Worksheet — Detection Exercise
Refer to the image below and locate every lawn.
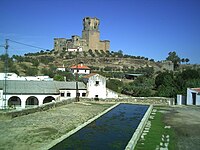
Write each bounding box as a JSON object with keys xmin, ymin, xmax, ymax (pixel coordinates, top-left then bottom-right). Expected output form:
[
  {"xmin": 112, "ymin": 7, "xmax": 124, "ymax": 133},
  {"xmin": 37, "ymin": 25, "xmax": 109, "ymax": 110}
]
[{"xmin": 135, "ymin": 107, "xmax": 177, "ymax": 150}]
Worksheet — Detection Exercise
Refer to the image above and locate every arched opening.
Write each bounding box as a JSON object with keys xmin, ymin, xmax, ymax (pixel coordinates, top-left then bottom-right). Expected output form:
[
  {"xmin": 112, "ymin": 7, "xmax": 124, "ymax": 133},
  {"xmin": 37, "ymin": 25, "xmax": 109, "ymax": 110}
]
[
  {"xmin": 8, "ymin": 96, "xmax": 21, "ymax": 108},
  {"xmin": 26, "ymin": 96, "xmax": 39, "ymax": 107},
  {"xmin": 43, "ymin": 96, "xmax": 55, "ymax": 104}
]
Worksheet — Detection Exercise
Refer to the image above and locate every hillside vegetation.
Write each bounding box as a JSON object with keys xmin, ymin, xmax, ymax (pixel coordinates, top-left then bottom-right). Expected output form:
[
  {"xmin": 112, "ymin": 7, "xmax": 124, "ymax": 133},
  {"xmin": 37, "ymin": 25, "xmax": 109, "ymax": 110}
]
[{"xmin": 0, "ymin": 49, "xmax": 200, "ymax": 98}]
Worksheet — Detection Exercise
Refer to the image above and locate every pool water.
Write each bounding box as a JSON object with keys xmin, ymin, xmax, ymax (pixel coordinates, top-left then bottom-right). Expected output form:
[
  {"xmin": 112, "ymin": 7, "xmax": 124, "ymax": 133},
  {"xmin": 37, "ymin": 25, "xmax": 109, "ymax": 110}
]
[{"xmin": 50, "ymin": 104, "xmax": 148, "ymax": 150}]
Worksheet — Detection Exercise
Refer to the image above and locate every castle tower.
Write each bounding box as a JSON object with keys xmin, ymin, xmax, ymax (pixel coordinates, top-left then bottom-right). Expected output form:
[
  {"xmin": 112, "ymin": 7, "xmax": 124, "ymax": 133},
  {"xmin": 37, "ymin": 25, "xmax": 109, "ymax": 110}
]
[{"xmin": 82, "ymin": 17, "xmax": 100, "ymax": 51}]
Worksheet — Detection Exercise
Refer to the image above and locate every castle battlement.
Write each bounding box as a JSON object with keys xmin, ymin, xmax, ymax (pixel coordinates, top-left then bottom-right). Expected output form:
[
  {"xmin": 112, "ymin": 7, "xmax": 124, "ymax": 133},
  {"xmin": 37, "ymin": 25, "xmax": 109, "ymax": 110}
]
[{"xmin": 54, "ymin": 17, "xmax": 110, "ymax": 52}]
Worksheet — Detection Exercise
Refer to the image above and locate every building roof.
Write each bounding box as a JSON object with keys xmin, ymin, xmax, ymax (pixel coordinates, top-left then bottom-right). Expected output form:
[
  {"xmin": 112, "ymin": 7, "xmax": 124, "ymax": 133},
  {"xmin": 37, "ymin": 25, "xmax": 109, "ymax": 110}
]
[
  {"xmin": 191, "ymin": 88, "xmax": 200, "ymax": 93},
  {"xmin": 82, "ymin": 73, "xmax": 97, "ymax": 79},
  {"xmin": 70, "ymin": 64, "xmax": 90, "ymax": 70},
  {"xmin": 125, "ymin": 73, "xmax": 143, "ymax": 76},
  {"xmin": 0, "ymin": 80, "xmax": 86, "ymax": 94}
]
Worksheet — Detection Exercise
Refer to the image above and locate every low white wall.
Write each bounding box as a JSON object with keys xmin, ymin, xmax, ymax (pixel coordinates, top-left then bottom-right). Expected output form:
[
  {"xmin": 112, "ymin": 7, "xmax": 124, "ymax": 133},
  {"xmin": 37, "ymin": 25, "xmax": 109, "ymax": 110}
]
[{"xmin": 125, "ymin": 105, "xmax": 153, "ymax": 150}]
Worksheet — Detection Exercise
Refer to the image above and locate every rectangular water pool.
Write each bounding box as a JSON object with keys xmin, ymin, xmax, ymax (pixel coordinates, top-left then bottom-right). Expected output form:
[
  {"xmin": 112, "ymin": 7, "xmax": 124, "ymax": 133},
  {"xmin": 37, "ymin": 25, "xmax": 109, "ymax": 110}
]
[{"xmin": 50, "ymin": 103, "xmax": 149, "ymax": 150}]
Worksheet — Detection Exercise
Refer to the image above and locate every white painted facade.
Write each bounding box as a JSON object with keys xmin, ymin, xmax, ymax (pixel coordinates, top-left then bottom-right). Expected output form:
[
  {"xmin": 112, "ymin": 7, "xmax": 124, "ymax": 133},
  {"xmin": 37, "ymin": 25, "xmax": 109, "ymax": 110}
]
[
  {"xmin": 176, "ymin": 94, "xmax": 186, "ymax": 105},
  {"xmin": 0, "ymin": 73, "xmax": 53, "ymax": 81},
  {"xmin": 0, "ymin": 89, "xmax": 87, "ymax": 109},
  {"xmin": 187, "ymin": 88, "xmax": 200, "ymax": 105},
  {"xmin": 106, "ymin": 88, "xmax": 119, "ymax": 98},
  {"xmin": 70, "ymin": 63, "xmax": 91, "ymax": 75},
  {"xmin": 59, "ymin": 89, "xmax": 87, "ymax": 101},
  {"xmin": 83, "ymin": 73, "xmax": 119, "ymax": 99},
  {"xmin": 0, "ymin": 73, "xmax": 118, "ymax": 110},
  {"xmin": 72, "ymin": 69, "xmax": 91, "ymax": 75},
  {"xmin": 85, "ymin": 74, "xmax": 107, "ymax": 99},
  {"xmin": 57, "ymin": 64, "xmax": 66, "ymax": 72}
]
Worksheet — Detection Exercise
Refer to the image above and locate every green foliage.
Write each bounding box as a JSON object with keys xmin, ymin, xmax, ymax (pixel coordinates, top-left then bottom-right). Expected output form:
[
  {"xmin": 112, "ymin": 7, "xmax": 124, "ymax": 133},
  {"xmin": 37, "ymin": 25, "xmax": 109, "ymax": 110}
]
[
  {"xmin": 166, "ymin": 51, "xmax": 181, "ymax": 69},
  {"xmin": 32, "ymin": 59, "xmax": 40, "ymax": 67},
  {"xmin": 38, "ymin": 56, "xmax": 55, "ymax": 65},
  {"xmin": 135, "ymin": 66, "xmax": 154, "ymax": 78},
  {"xmin": 25, "ymin": 67, "xmax": 38, "ymax": 76},
  {"xmin": 104, "ymin": 66, "xmax": 113, "ymax": 71},
  {"xmin": 155, "ymin": 69, "xmax": 200, "ymax": 97},
  {"xmin": 122, "ymin": 76, "xmax": 154, "ymax": 97},
  {"xmin": 155, "ymin": 71, "xmax": 173, "ymax": 88},
  {"xmin": 88, "ymin": 49, "xmax": 95, "ymax": 57},
  {"xmin": 41, "ymin": 68, "xmax": 54, "ymax": 78},
  {"xmin": 106, "ymin": 79, "xmax": 123, "ymax": 93},
  {"xmin": 12, "ymin": 55, "xmax": 24, "ymax": 63},
  {"xmin": 83, "ymin": 51, "xmax": 87, "ymax": 57},
  {"xmin": 53, "ymin": 74, "xmax": 64, "ymax": 81}
]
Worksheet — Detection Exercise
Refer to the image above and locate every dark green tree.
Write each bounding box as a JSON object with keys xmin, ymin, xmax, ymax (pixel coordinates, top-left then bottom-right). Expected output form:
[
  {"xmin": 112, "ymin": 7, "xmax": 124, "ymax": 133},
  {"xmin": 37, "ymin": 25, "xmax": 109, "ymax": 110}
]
[{"xmin": 166, "ymin": 51, "xmax": 181, "ymax": 69}]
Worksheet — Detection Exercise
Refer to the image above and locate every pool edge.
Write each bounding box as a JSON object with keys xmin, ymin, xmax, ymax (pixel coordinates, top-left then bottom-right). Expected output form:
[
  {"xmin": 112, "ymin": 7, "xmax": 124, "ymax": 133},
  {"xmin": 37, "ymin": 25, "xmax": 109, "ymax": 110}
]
[{"xmin": 125, "ymin": 104, "xmax": 153, "ymax": 150}]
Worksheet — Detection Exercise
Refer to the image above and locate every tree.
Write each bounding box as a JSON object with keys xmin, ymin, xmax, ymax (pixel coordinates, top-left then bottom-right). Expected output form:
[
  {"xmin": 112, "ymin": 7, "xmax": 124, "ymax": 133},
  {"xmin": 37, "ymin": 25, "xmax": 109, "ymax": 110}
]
[
  {"xmin": 185, "ymin": 58, "xmax": 190, "ymax": 64},
  {"xmin": 155, "ymin": 71, "xmax": 174, "ymax": 88},
  {"xmin": 166, "ymin": 51, "xmax": 181, "ymax": 69},
  {"xmin": 54, "ymin": 75, "xmax": 64, "ymax": 81},
  {"xmin": 181, "ymin": 58, "xmax": 185, "ymax": 64},
  {"xmin": 106, "ymin": 79, "xmax": 123, "ymax": 93},
  {"xmin": 25, "ymin": 67, "xmax": 38, "ymax": 76}
]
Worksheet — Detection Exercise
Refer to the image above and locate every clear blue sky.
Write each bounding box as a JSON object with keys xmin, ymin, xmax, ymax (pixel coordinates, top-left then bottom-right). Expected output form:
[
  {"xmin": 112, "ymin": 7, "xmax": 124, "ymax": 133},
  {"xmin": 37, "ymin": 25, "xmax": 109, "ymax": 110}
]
[{"xmin": 0, "ymin": 0, "xmax": 200, "ymax": 64}]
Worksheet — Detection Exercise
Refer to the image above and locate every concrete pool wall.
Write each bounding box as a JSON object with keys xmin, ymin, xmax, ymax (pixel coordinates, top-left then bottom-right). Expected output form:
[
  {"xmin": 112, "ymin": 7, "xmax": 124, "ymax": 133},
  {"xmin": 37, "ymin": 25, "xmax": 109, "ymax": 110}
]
[{"xmin": 125, "ymin": 105, "xmax": 153, "ymax": 150}]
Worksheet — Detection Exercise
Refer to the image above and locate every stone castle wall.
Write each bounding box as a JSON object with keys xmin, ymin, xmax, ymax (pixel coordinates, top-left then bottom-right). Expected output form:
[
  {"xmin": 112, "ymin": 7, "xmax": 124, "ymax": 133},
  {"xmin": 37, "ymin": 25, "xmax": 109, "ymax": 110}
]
[{"xmin": 54, "ymin": 17, "xmax": 110, "ymax": 52}]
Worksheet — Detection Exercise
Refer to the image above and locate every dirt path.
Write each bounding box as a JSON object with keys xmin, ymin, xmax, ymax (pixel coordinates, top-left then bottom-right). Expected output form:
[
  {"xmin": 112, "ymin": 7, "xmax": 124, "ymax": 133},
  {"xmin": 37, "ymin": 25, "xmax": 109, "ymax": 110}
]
[
  {"xmin": 0, "ymin": 102, "xmax": 114, "ymax": 150},
  {"xmin": 164, "ymin": 106, "xmax": 200, "ymax": 150}
]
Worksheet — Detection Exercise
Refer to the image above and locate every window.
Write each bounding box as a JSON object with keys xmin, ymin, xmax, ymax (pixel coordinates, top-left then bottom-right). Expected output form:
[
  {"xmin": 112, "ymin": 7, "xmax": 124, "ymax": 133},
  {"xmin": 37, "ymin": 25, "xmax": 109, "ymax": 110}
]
[
  {"xmin": 82, "ymin": 93, "xmax": 86, "ymax": 97},
  {"xmin": 94, "ymin": 95, "xmax": 99, "ymax": 100},
  {"xmin": 67, "ymin": 93, "xmax": 71, "ymax": 97},
  {"xmin": 95, "ymin": 81, "xmax": 99, "ymax": 85},
  {"xmin": 60, "ymin": 92, "xmax": 65, "ymax": 97}
]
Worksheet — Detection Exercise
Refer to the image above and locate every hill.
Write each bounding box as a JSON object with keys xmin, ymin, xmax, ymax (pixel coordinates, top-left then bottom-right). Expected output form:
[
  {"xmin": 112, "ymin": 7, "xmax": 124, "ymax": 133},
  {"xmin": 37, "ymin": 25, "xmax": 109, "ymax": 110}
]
[{"xmin": 4, "ymin": 49, "xmax": 174, "ymax": 76}]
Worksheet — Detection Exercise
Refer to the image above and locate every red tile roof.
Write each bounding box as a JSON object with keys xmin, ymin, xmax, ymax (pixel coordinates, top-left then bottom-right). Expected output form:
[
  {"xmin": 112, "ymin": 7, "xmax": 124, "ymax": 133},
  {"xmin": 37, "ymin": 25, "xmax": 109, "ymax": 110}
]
[
  {"xmin": 191, "ymin": 88, "xmax": 200, "ymax": 93},
  {"xmin": 83, "ymin": 73, "xmax": 97, "ymax": 78},
  {"xmin": 70, "ymin": 64, "xmax": 91, "ymax": 70}
]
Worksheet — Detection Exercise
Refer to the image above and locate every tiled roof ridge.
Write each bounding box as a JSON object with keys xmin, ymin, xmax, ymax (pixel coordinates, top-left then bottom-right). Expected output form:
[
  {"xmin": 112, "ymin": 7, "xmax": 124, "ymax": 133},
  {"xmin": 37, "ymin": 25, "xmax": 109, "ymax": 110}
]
[{"xmin": 70, "ymin": 64, "xmax": 90, "ymax": 69}]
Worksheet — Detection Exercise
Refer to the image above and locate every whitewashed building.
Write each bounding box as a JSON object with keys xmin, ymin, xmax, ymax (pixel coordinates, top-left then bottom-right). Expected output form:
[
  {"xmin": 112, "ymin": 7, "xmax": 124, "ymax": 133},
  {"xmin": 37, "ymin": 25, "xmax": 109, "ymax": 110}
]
[
  {"xmin": 187, "ymin": 88, "xmax": 200, "ymax": 105},
  {"xmin": 70, "ymin": 63, "xmax": 91, "ymax": 75},
  {"xmin": 0, "ymin": 73, "xmax": 53, "ymax": 81},
  {"xmin": 83, "ymin": 73, "xmax": 118, "ymax": 99},
  {"xmin": 0, "ymin": 80, "xmax": 86, "ymax": 109},
  {"xmin": 0, "ymin": 73, "xmax": 119, "ymax": 109}
]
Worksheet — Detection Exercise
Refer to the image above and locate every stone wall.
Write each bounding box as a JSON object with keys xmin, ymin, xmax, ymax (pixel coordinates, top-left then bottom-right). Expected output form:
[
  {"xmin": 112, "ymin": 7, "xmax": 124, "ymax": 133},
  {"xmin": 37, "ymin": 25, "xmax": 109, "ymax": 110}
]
[{"xmin": 80, "ymin": 97, "xmax": 174, "ymax": 105}]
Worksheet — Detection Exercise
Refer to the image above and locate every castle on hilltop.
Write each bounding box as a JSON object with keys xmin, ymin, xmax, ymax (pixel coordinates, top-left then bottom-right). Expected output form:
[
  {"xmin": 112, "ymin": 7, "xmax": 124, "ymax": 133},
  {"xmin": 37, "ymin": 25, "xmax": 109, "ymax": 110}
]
[{"xmin": 54, "ymin": 17, "xmax": 110, "ymax": 52}]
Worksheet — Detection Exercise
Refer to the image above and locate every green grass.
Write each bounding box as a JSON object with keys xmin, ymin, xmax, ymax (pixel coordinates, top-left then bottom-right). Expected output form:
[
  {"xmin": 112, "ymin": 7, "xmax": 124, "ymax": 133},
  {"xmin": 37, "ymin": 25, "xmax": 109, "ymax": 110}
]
[{"xmin": 135, "ymin": 108, "xmax": 177, "ymax": 150}]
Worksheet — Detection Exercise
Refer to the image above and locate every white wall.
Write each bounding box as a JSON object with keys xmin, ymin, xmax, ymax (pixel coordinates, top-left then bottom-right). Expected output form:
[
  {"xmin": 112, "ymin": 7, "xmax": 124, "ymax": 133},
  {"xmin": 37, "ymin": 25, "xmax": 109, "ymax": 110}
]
[
  {"xmin": 0, "ymin": 94, "xmax": 60, "ymax": 109},
  {"xmin": 86, "ymin": 74, "xmax": 107, "ymax": 99},
  {"xmin": 187, "ymin": 88, "xmax": 200, "ymax": 105},
  {"xmin": 0, "ymin": 73, "xmax": 53, "ymax": 81},
  {"xmin": 106, "ymin": 88, "xmax": 118, "ymax": 98},
  {"xmin": 59, "ymin": 89, "xmax": 87, "ymax": 100},
  {"xmin": 72, "ymin": 69, "xmax": 90, "ymax": 74}
]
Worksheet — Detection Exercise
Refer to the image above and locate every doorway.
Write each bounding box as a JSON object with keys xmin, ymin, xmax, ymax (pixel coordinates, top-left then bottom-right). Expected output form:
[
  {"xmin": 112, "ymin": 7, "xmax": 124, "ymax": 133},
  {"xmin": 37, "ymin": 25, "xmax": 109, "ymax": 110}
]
[{"xmin": 192, "ymin": 92, "xmax": 196, "ymax": 105}]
